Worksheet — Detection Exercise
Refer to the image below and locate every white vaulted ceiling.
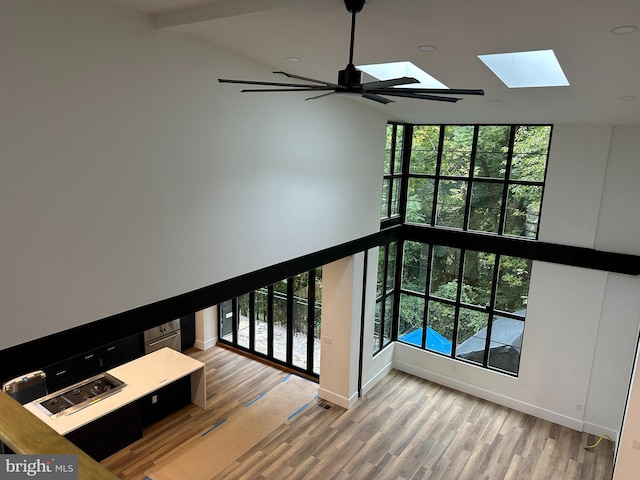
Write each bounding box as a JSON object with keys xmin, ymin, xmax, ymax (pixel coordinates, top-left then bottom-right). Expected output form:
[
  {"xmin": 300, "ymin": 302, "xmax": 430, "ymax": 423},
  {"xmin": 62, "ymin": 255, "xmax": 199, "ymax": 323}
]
[{"xmin": 108, "ymin": 0, "xmax": 640, "ymax": 124}]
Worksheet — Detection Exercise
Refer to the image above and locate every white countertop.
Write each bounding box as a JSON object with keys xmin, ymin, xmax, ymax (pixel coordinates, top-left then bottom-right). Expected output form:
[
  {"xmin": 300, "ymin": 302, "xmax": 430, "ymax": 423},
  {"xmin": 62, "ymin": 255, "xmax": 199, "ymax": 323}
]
[{"xmin": 23, "ymin": 347, "xmax": 205, "ymax": 436}]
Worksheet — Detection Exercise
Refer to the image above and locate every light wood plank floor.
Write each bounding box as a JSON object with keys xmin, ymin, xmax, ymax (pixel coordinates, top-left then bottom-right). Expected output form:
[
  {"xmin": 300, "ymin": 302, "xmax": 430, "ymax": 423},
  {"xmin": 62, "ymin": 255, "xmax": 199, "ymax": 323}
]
[{"xmin": 102, "ymin": 346, "xmax": 614, "ymax": 480}]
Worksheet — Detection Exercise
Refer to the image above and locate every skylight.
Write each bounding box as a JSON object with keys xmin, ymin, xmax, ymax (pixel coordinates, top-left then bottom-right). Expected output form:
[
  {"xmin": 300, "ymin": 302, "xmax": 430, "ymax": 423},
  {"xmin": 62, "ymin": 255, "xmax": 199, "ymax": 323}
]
[
  {"xmin": 357, "ymin": 61, "xmax": 448, "ymax": 89},
  {"xmin": 478, "ymin": 49, "xmax": 569, "ymax": 88}
]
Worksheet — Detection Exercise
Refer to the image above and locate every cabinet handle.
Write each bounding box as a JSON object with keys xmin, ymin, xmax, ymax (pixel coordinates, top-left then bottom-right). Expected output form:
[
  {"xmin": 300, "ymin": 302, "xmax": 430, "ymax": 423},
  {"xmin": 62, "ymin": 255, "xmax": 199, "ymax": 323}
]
[
  {"xmin": 147, "ymin": 332, "xmax": 179, "ymax": 347},
  {"xmin": 56, "ymin": 370, "xmax": 67, "ymax": 376},
  {"xmin": 107, "ymin": 346, "xmax": 116, "ymax": 352},
  {"xmin": 84, "ymin": 354, "xmax": 95, "ymax": 360}
]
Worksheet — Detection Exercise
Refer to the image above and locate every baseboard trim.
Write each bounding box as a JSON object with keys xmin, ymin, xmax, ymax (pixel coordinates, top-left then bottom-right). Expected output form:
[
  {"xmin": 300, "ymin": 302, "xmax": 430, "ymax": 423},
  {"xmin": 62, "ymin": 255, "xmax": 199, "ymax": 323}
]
[
  {"xmin": 318, "ymin": 387, "xmax": 358, "ymax": 409},
  {"xmin": 362, "ymin": 363, "xmax": 393, "ymax": 397},
  {"xmin": 394, "ymin": 359, "xmax": 586, "ymax": 432},
  {"xmin": 194, "ymin": 337, "xmax": 217, "ymax": 351}
]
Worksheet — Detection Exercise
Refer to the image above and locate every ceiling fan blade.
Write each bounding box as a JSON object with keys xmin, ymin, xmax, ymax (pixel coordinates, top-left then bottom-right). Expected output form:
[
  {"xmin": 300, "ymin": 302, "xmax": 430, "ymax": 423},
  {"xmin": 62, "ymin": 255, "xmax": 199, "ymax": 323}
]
[
  {"xmin": 218, "ymin": 79, "xmax": 330, "ymax": 89},
  {"xmin": 240, "ymin": 87, "xmax": 335, "ymax": 93},
  {"xmin": 375, "ymin": 90, "xmax": 461, "ymax": 102},
  {"xmin": 274, "ymin": 71, "xmax": 338, "ymax": 87},
  {"xmin": 361, "ymin": 77, "xmax": 419, "ymax": 90},
  {"xmin": 375, "ymin": 87, "xmax": 485, "ymax": 96},
  {"xmin": 305, "ymin": 92, "xmax": 337, "ymax": 101},
  {"xmin": 362, "ymin": 93, "xmax": 394, "ymax": 104}
]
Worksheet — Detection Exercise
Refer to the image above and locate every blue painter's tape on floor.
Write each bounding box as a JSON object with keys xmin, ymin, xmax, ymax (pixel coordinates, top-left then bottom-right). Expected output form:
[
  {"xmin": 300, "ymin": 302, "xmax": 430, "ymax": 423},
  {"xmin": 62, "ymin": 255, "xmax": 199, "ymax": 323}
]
[
  {"xmin": 201, "ymin": 418, "xmax": 227, "ymax": 437},
  {"xmin": 288, "ymin": 402, "xmax": 310, "ymax": 421},
  {"xmin": 282, "ymin": 374, "xmax": 292, "ymax": 383},
  {"xmin": 244, "ymin": 392, "xmax": 266, "ymax": 407}
]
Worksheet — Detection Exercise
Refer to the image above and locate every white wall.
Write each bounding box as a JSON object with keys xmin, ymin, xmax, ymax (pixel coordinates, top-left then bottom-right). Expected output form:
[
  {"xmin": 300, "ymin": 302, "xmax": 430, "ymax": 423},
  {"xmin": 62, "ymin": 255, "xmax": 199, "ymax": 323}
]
[
  {"xmin": 0, "ymin": 0, "xmax": 387, "ymax": 350},
  {"xmin": 319, "ymin": 255, "xmax": 364, "ymax": 408},
  {"xmin": 391, "ymin": 125, "xmax": 640, "ymax": 439}
]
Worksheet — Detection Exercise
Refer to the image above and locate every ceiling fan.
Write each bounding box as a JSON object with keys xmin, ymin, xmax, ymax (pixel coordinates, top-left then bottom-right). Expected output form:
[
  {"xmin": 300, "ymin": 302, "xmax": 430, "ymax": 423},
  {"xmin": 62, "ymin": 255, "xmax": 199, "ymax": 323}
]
[{"xmin": 218, "ymin": 0, "xmax": 484, "ymax": 104}]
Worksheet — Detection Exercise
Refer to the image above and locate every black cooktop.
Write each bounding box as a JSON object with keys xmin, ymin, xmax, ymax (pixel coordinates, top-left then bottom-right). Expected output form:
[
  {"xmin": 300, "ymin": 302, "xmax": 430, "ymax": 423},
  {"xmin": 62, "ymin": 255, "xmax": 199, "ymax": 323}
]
[{"xmin": 37, "ymin": 373, "xmax": 125, "ymax": 416}]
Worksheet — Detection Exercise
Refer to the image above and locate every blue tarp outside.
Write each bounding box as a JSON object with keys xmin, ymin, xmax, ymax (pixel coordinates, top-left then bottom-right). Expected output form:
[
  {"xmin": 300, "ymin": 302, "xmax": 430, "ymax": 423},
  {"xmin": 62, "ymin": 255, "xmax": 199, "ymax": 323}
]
[{"xmin": 398, "ymin": 327, "xmax": 452, "ymax": 355}]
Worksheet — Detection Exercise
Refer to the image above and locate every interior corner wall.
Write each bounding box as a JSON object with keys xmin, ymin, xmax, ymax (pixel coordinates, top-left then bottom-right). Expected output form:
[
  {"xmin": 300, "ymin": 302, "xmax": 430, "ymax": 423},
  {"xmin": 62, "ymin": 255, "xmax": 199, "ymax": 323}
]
[
  {"xmin": 538, "ymin": 124, "xmax": 611, "ymax": 248},
  {"xmin": 318, "ymin": 255, "xmax": 364, "ymax": 408},
  {"xmin": 393, "ymin": 261, "xmax": 608, "ymax": 432},
  {"xmin": 0, "ymin": 0, "xmax": 388, "ymax": 351},
  {"xmin": 393, "ymin": 124, "xmax": 640, "ymax": 438},
  {"xmin": 595, "ymin": 125, "xmax": 640, "ymax": 256},
  {"xmin": 360, "ymin": 247, "xmax": 394, "ymax": 395},
  {"xmin": 583, "ymin": 273, "xmax": 640, "ymax": 439}
]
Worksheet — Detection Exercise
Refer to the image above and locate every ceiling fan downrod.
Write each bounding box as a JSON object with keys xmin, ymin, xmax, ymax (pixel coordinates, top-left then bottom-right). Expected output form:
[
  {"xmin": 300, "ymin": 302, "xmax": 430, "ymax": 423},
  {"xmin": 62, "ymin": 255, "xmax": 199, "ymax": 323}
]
[{"xmin": 339, "ymin": 0, "xmax": 365, "ymax": 87}]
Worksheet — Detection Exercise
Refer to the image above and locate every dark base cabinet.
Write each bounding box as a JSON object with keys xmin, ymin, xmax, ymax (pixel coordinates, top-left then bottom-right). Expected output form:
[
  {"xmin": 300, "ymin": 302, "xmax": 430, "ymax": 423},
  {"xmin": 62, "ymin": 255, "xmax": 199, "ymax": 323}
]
[
  {"xmin": 43, "ymin": 334, "xmax": 144, "ymax": 393},
  {"xmin": 62, "ymin": 375, "xmax": 191, "ymax": 462},
  {"xmin": 141, "ymin": 375, "xmax": 191, "ymax": 428},
  {"xmin": 65, "ymin": 401, "xmax": 143, "ymax": 462}
]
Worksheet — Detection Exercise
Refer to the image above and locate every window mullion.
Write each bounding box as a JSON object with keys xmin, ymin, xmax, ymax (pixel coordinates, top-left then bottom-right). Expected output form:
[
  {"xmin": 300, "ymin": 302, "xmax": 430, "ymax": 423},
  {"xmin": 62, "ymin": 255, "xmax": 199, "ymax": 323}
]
[
  {"xmin": 462, "ymin": 126, "xmax": 479, "ymax": 231},
  {"xmin": 450, "ymin": 248, "xmax": 466, "ymax": 358},
  {"xmin": 498, "ymin": 126, "xmax": 517, "ymax": 235}
]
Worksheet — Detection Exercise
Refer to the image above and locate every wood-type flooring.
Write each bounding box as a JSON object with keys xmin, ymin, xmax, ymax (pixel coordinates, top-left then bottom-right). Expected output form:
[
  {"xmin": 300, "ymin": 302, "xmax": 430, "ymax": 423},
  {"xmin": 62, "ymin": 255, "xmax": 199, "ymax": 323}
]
[{"xmin": 101, "ymin": 346, "xmax": 614, "ymax": 480}]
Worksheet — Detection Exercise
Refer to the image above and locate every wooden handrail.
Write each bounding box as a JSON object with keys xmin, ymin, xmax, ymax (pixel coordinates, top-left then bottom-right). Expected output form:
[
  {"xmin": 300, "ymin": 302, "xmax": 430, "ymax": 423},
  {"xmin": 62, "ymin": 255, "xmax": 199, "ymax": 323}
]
[{"xmin": 0, "ymin": 391, "xmax": 118, "ymax": 480}]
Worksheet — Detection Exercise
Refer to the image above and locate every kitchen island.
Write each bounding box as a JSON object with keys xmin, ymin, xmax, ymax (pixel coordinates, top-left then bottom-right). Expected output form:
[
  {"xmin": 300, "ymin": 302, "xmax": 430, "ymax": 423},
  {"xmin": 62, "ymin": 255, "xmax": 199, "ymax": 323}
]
[{"xmin": 23, "ymin": 347, "xmax": 206, "ymax": 460}]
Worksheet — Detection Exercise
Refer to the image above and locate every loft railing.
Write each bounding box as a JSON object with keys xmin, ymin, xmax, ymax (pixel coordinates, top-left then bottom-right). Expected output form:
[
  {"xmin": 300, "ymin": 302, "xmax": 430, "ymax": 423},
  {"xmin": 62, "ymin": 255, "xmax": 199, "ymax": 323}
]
[{"xmin": 0, "ymin": 391, "xmax": 118, "ymax": 480}]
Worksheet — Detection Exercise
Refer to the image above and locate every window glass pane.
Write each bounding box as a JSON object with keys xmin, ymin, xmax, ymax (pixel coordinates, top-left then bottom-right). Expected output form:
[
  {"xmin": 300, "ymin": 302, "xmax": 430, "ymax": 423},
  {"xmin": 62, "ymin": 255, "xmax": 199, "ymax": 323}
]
[
  {"xmin": 406, "ymin": 177, "xmax": 434, "ymax": 224},
  {"xmin": 495, "ymin": 256, "xmax": 531, "ymax": 314},
  {"xmin": 429, "ymin": 246, "xmax": 460, "ymax": 301},
  {"xmin": 441, "ymin": 125, "xmax": 473, "ymax": 177},
  {"xmin": 410, "ymin": 125, "xmax": 439, "ymax": 174},
  {"xmin": 455, "ymin": 309, "xmax": 489, "ymax": 364},
  {"xmin": 292, "ymin": 273, "xmax": 308, "ymax": 370},
  {"xmin": 435, "ymin": 180, "xmax": 467, "ymax": 229},
  {"xmin": 488, "ymin": 316, "xmax": 524, "ymax": 375},
  {"xmin": 402, "ymin": 241, "xmax": 429, "ymax": 293},
  {"xmin": 398, "ymin": 293, "xmax": 424, "ymax": 347},
  {"xmin": 380, "ymin": 178, "xmax": 390, "ymax": 218},
  {"xmin": 373, "ymin": 301, "xmax": 382, "ymax": 353},
  {"xmin": 377, "ymin": 245, "xmax": 386, "ymax": 296},
  {"xmin": 383, "ymin": 296, "xmax": 393, "ymax": 348},
  {"xmin": 254, "ymin": 288, "xmax": 268, "ymax": 355},
  {"xmin": 386, "ymin": 242, "xmax": 396, "ymax": 293},
  {"xmin": 394, "ymin": 125, "xmax": 404, "ymax": 174},
  {"xmin": 469, "ymin": 181, "xmax": 503, "ymax": 233},
  {"xmin": 426, "ymin": 301, "xmax": 454, "ymax": 355},
  {"xmin": 474, "ymin": 125, "xmax": 510, "ymax": 179},
  {"xmin": 272, "ymin": 280, "xmax": 288, "ymax": 362},
  {"xmin": 461, "ymin": 250, "xmax": 496, "ymax": 308},
  {"xmin": 504, "ymin": 184, "xmax": 543, "ymax": 238},
  {"xmin": 313, "ymin": 268, "xmax": 322, "ymax": 375},
  {"xmin": 236, "ymin": 294, "xmax": 250, "ymax": 349},
  {"xmin": 391, "ymin": 178, "xmax": 401, "ymax": 216},
  {"xmin": 510, "ymin": 125, "xmax": 551, "ymax": 182},
  {"xmin": 384, "ymin": 124, "xmax": 393, "ymax": 175}
]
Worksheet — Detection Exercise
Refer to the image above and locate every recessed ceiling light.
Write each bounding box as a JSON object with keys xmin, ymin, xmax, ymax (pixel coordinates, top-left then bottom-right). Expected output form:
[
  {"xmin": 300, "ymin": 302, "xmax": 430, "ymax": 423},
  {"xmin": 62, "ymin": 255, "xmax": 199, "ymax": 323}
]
[
  {"xmin": 611, "ymin": 25, "xmax": 638, "ymax": 34},
  {"xmin": 286, "ymin": 57, "xmax": 301, "ymax": 62},
  {"xmin": 619, "ymin": 96, "xmax": 637, "ymax": 101},
  {"xmin": 478, "ymin": 49, "xmax": 569, "ymax": 88},
  {"xmin": 417, "ymin": 45, "xmax": 437, "ymax": 52},
  {"xmin": 357, "ymin": 61, "xmax": 448, "ymax": 88}
]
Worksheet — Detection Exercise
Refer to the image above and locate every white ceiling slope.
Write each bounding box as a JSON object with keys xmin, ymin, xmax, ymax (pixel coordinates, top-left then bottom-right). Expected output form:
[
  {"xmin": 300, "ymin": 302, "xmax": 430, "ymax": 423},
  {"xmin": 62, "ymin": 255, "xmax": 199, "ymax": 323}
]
[{"xmin": 110, "ymin": 0, "xmax": 640, "ymax": 124}]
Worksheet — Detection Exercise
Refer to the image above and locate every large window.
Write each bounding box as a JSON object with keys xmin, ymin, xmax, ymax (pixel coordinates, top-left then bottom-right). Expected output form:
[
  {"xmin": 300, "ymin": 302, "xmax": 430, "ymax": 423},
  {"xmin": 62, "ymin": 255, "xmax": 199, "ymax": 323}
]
[
  {"xmin": 219, "ymin": 268, "xmax": 322, "ymax": 377},
  {"xmin": 373, "ymin": 241, "xmax": 396, "ymax": 355},
  {"xmin": 398, "ymin": 242, "xmax": 530, "ymax": 375},
  {"xmin": 386, "ymin": 124, "xmax": 551, "ymax": 238},
  {"xmin": 381, "ymin": 124, "xmax": 405, "ymax": 220},
  {"xmin": 380, "ymin": 123, "xmax": 551, "ymax": 376}
]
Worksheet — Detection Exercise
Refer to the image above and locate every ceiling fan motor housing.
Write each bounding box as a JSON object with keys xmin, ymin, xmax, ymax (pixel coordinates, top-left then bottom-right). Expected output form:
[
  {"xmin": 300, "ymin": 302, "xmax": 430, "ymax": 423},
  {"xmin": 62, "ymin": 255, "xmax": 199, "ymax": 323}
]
[
  {"xmin": 344, "ymin": 0, "xmax": 365, "ymax": 14},
  {"xmin": 338, "ymin": 64, "xmax": 362, "ymax": 87}
]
